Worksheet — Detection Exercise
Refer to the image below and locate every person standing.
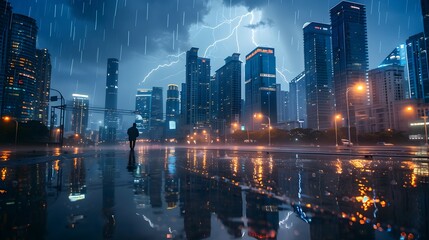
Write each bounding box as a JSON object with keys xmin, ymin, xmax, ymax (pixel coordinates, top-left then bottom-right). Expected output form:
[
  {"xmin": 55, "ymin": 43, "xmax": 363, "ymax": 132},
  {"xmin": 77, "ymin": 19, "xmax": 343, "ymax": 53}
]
[{"xmin": 127, "ymin": 123, "xmax": 139, "ymax": 150}]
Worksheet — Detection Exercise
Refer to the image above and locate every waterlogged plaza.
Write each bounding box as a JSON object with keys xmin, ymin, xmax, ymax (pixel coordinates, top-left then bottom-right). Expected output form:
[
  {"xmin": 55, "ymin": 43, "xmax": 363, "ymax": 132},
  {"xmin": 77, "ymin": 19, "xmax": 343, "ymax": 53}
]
[{"xmin": 0, "ymin": 146, "xmax": 428, "ymax": 240}]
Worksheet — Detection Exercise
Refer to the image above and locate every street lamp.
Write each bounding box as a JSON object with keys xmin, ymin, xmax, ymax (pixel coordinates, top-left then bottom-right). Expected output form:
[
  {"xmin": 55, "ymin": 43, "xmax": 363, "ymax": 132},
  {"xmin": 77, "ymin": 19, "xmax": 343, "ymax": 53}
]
[
  {"xmin": 3, "ymin": 116, "xmax": 18, "ymax": 145},
  {"xmin": 346, "ymin": 84, "xmax": 365, "ymax": 145},
  {"xmin": 50, "ymin": 88, "xmax": 65, "ymax": 147},
  {"xmin": 254, "ymin": 113, "xmax": 271, "ymax": 146},
  {"xmin": 334, "ymin": 114, "xmax": 341, "ymax": 147}
]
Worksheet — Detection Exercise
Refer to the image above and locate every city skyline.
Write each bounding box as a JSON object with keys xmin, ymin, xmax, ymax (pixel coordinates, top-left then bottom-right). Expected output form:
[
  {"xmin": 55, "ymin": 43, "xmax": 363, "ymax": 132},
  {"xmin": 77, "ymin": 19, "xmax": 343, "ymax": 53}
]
[{"xmin": 7, "ymin": 0, "xmax": 423, "ymax": 111}]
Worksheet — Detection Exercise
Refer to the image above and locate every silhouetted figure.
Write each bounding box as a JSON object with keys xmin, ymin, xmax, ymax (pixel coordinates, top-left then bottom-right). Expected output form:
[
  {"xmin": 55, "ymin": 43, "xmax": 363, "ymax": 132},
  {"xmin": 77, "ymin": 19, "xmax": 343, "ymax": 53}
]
[
  {"xmin": 127, "ymin": 150, "xmax": 136, "ymax": 172},
  {"xmin": 127, "ymin": 123, "xmax": 139, "ymax": 150}
]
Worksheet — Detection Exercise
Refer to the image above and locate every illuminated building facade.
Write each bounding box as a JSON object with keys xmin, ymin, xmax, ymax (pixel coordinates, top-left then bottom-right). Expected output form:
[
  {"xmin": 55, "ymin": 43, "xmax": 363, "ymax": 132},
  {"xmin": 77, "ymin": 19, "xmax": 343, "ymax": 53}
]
[
  {"xmin": 245, "ymin": 47, "xmax": 277, "ymax": 128},
  {"xmin": 422, "ymin": 0, "xmax": 429, "ymax": 40},
  {"xmin": 330, "ymin": 1, "xmax": 369, "ymax": 130},
  {"xmin": 135, "ymin": 89, "xmax": 152, "ymax": 134},
  {"xmin": 2, "ymin": 14, "xmax": 38, "ymax": 122},
  {"xmin": 407, "ymin": 33, "xmax": 429, "ymax": 103},
  {"xmin": 166, "ymin": 84, "xmax": 179, "ymax": 139},
  {"xmin": 71, "ymin": 94, "xmax": 89, "ymax": 135},
  {"xmin": 215, "ymin": 53, "xmax": 242, "ymax": 126},
  {"xmin": 185, "ymin": 47, "xmax": 211, "ymax": 130},
  {"xmin": 150, "ymin": 86, "xmax": 163, "ymax": 141},
  {"xmin": 104, "ymin": 58, "xmax": 119, "ymax": 142},
  {"xmin": 34, "ymin": 49, "xmax": 52, "ymax": 126},
  {"xmin": 303, "ymin": 22, "xmax": 333, "ymax": 130},
  {"xmin": 0, "ymin": 0, "xmax": 12, "ymax": 114}
]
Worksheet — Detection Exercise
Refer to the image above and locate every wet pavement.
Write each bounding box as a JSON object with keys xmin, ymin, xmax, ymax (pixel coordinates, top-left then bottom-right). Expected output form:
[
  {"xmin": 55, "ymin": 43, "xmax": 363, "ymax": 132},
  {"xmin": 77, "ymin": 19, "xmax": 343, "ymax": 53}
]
[{"xmin": 0, "ymin": 146, "xmax": 428, "ymax": 239}]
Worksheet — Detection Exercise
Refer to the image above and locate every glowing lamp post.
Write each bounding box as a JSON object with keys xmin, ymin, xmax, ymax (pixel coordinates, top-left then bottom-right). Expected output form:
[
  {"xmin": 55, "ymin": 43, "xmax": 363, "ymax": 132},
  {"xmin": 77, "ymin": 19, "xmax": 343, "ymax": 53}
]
[
  {"xmin": 334, "ymin": 114, "xmax": 341, "ymax": 147},
  {"xmin": 3, "ymin": 116, "xmax": 18, "ymax": 145},
  {"xmin": 346, "ymin": 84, "xmax": 365, "ymax": 145},
  {"xmin": 254, "ymin": 113, "xmax": 271, "ymax": 147}
]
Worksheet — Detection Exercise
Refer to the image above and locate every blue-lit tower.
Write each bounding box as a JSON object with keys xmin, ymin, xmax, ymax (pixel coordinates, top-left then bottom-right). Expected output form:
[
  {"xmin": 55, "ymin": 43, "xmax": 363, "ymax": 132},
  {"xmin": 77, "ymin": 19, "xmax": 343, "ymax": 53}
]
[
  {"xmin": 104, "ymin": 58, "xmax": 119, "ymax": 142},
  {"xmin": 407, "ymin": 33, "xmax": 429, "ymax": 102},
  {"xmin": 330, "ymin": 1, "xmax": 369, "ymax": 129},
  {"xmin": 185, "ymin": 47, "xmax": 211, "ymax": 130},
  {"xmin": 215, "ymin": 53, "xmax": 242, "ymax": 125},
  {"xmin": 303, "ymin": 22, "xmax": 333, "ymax": 130},
  {"xmin": 245, "ymin": 47, "xmax": 277, "ymax": 129}
]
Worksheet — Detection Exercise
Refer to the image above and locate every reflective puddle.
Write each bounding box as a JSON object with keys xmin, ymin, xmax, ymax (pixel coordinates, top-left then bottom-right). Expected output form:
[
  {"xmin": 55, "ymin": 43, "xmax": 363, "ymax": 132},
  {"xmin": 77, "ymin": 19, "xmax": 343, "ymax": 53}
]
[{"xmin": 0, "ymin": 147, "xmax": 428, "ymax": 239}]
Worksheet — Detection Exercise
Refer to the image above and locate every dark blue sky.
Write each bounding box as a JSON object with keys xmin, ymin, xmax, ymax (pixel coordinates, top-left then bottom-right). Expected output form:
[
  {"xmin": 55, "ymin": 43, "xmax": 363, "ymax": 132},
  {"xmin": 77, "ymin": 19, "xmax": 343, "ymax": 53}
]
[{"xmin": 8, "ymin": 0, "xmax": 423, "ymax": 110}]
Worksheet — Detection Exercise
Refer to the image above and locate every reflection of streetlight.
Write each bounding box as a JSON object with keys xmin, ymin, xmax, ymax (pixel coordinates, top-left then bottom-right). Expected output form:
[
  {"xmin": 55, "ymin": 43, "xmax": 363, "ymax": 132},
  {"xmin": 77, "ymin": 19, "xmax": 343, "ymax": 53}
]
[
  {"xmin": 334, "ymin": 114, "xmax": 341, "ymax": 147},
  {"xmin": 3, "ymin": 116, "xmax": 18, "ymax": 145},
  {"xmin": 254, "ymin": 113, "xmax": 271, "ymax": 146},
  {"xmin": 346, "ymin": 84, "xmax": 365, "ymax": 145},
  {"xmin": 407, "ymin": 106, "xmax": 428, "ymax": 146}
]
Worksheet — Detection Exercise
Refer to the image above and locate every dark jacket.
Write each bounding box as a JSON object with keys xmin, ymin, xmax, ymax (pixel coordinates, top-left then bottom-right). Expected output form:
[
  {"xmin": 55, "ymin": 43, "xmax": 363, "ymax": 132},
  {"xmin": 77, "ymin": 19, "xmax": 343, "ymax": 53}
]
[{"xmin": 127, "ymin": 126, "xmax": 139, "ymax": 140}]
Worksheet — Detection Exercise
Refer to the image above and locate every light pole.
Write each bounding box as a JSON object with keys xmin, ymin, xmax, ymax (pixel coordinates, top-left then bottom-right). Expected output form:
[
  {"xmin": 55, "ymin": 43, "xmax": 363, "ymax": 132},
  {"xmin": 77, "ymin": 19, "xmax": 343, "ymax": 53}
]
[
  {"xmin": 334, "ymin": 114, "xmax": 341, "ymax": 147},
  {"xmin": 50, "ymin": 88, "xmax": 65, "ymax": 147},
  {"xmin": 254, "ymin": 113, "xmax": 271, "ymax": 146},
  {"xmin": 3, "ymin": 116, "xmax": 18, "ymax": 145},
  {"xmin": 345, "ymin": 84, "xmax": 364, "ymax": 145}
]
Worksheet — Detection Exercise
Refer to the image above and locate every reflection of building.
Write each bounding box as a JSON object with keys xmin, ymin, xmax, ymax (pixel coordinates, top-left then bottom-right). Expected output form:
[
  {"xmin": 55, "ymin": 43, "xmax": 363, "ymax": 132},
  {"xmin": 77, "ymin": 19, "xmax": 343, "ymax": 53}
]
[
  {"xmin": 104, "ymin": 58, "xmax": 119, "ymax": 142},
  {"xmin": 303, "ymin": 22, "xmax": 333, "ymax": 130},
  {"xmin": 185, "ymin": 47, "xmax": 211, "ymax": 130},
  {"xmin": 2, "ymin": 14, "xmax": 38, "ymax": 121},
  {"xmin": 102, "ymin": 152, "xmax": 116, "ymax": 238},
  {"xmin": 246, "ymin": 191, "xmax": 279, "ymax": 240},
  {"xmin": 330, "ymin": 1, "xmax": 369, "ymax": 129},
  {"xmin": 164, "ymin": 150, "xmax": 179, "ymax": 209},
  {"xmin": 245, "ymin": 47, "xmax": 277, "ymax": 128},
  {"xmin": 34, "ymin": 49, "xmax": 52, "ymax": 126},
  {"xmin": 71, "ymin": 94, "xmax": 89, "ymax": 135},
  {"xmin": 0, "ymin": 164, "xmax": 47, "ymax": 239}
]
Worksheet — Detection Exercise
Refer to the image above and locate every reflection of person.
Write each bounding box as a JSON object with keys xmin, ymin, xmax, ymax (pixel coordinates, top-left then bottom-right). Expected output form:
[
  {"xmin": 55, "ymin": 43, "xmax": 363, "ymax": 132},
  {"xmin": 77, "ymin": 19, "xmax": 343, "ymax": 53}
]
[
  {"xmin": 127, "ymin": 150, "xmax": 136, "ymax": 172},
  {"xmin": 127, "ymin": 123, "xmax": 139, "ymax": 150}
]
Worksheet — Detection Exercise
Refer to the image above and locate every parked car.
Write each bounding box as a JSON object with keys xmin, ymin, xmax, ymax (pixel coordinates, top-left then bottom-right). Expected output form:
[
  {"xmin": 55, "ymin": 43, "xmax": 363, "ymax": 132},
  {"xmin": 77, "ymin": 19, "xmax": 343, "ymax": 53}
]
[{"xmin": 341, "ymin": 139, "xmax": 353, "ymax": 146}]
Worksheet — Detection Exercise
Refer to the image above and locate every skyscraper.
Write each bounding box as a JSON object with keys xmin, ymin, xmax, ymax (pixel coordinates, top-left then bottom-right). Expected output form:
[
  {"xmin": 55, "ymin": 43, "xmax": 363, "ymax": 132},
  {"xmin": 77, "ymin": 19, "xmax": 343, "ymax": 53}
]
[
  {"xmin": 34, "ymin": 49, "xmax": 52, "ymax": 126},
  {"xmin": 422, "ymin": 0, "xmax": 429, "ymax": 39},
  {"xmin": 104, "ymin": 58, "xmax": 119, "ymax": 142},
  {"xmin": 303, "ymin": 22, "xmax": 333, "ymax": 130},
  {"xmin": 276, "ymin": 84, "xmax": 288, "ymax": 123},
  {"xmin": 185, "ymin": 47, "xmax": 211, "ymax": 129},
  {"xmin": 406, "ymin": 33, "xmax": 429, "ymax": 102},
  {"xmin": 245, "ymin": 47, "xmax": 277, "ymax": 128},
  {"xmin": 71, "ymin": 94, "xmax": 89, "ymax": 135},
  {"xmin": 215, "ymin": 53, "xmax": 242, "ymax": 125},
  {"xmin": 288, "ymin": 72, "xmax": 305, "ymax": 124},
  {"xmin": 2, "ymin": 14, "xmax": 38, "ymax": 122},
  {"xmin": 0, "ymin": 0, "xmax": 12, "ymax": 114},
  {"xmin": 135, "ymin": 89, "xmax": 152, "ymax": 134},
  {"xmin": 150, "ymin": 86, "xmax": 164, "ymax": 141},
  {"xmin": 330, "ymin": 1, "xmax": 369, "ymax": 130},
  {"xmin": 166, "ymin": 84, "xmax": 179, "ymax": 138}
]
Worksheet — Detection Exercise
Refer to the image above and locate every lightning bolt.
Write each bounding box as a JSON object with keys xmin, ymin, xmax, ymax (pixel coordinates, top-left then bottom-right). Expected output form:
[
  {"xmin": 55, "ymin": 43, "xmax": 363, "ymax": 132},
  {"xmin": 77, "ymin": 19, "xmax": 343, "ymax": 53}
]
[
  {"xmin": 141, "ymin": 9, "xmax": 262, "ymax": 83},
  {"xmin": 276, "ymin": 68, "xmax": 289, "ymax": 83},
  {"xmin": 140, "ymin": 51, "xmax": 186, "ymax": 84},
  {"xmin": 250, "ymin": 11, "xmax": 258, "ymax": 46},
  {"xmin": 203, "ymin": 12, "xmax": 253, "ymax": 57}
]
